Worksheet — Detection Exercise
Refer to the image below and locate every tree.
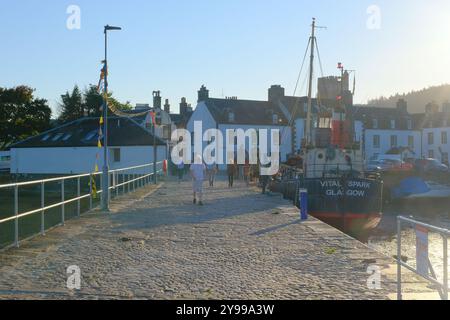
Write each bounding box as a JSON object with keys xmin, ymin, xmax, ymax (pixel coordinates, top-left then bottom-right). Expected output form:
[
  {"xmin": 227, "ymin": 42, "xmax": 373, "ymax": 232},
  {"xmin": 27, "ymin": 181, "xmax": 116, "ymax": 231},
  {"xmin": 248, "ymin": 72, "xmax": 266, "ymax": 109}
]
[
  {"xmin": 58, "ymin": 85, "xmax": 84, "ymax": 123},
  {"xmin": 0, "ymin": 86, "xmax": 52, "ymax": 149},
  {"xmin": 58, "ymin": 84, "xmax": 134, "ymax": 121}
]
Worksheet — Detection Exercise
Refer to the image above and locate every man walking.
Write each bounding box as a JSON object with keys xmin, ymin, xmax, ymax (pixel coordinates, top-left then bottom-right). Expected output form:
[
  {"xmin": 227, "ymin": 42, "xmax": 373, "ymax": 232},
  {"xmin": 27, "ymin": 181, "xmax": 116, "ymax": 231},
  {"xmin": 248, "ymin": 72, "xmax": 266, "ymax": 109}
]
[
  {"xmin": 207, "ymin": 162, "xmax": 218, "ymax": 187},
  {"xmin": 227, "ymin": 161, "xmax": 237, "ymax": 188},
  {"xmin": 190, "ymin": 155, "xmax": 206, "ymax": 205}
]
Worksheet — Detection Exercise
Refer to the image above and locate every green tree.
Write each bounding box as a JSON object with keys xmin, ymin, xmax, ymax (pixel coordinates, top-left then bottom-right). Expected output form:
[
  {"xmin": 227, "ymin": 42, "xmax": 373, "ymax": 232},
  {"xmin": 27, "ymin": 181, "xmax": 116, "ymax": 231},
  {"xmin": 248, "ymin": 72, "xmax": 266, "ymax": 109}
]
[
  {"xmin": 59, "ymin": 84, "xmax": 134, "ymax": 121},
  {"xmin": 58, "ymin": 85, "xmax": 84, "ymax": 123},
  {"xmin": 0, "ymin": 86, "xmax": 52, "ymax": 149}
]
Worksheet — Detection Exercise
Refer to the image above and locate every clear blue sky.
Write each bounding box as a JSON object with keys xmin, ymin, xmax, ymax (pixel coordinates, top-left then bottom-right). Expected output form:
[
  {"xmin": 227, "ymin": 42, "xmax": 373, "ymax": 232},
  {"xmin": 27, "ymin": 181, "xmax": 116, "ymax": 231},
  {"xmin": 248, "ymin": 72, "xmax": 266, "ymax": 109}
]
[{"xmin": 1, "ymin": 0, "xmax": 449, "ymax": 116}]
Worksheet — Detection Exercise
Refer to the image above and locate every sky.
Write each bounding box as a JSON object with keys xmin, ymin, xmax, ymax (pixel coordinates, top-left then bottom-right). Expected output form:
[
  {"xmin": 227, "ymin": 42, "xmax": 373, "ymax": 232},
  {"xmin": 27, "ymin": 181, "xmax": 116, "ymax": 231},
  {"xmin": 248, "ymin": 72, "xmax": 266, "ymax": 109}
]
[{"xmin": 1, "ymin": 0, "xmax": 450, "ymax": 116}]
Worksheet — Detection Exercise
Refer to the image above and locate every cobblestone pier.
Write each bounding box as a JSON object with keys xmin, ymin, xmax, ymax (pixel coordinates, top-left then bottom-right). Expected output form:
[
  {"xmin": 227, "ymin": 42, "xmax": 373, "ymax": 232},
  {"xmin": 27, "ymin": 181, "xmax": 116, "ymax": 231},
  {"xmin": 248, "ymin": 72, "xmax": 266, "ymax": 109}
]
[{"xmin": 0, "ymin": 178, "xmax": 430, "ymax": 300}]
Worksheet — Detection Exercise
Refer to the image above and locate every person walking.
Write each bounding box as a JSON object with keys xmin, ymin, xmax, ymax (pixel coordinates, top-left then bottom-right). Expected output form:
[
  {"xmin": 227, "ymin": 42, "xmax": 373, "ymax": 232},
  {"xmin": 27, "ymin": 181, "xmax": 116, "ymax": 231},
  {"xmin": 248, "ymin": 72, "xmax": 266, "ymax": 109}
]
[
  {"xmin": 207, "ymin": 162, "xmax": 218, "ymax": 187},
  {"xmin": 243, "ymin": 160, "xmax": 251, "ymax": 187},
  {"xmin": 190, "ymin": 156, "xmax": 206, "ymax": 205},
  {"xmin": 177, "ymin": 160, "xmax": 185, "ymax": 183},
  {"xmin": 227, "ymin": 161, "xmax": 237, "ymax": 188}
]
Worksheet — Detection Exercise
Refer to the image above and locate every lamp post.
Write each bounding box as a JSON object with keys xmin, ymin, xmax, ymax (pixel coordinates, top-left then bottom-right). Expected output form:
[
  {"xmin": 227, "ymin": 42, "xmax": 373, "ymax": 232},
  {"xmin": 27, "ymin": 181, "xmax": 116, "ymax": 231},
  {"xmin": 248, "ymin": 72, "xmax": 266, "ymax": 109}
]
[{"xmin": 101, "ymin": 24, "xmax": 122, "ymax": 211}]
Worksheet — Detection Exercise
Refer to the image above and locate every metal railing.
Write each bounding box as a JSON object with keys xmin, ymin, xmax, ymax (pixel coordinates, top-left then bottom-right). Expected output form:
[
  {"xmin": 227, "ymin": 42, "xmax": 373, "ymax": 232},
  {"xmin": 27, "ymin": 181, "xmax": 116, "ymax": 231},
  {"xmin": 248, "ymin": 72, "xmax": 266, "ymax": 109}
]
[
  {"xmin": 0, "ymin": 161, "xmax": 164, "ymax": 250},
  {"xmin": 397, "ymin": 216, "xmax": 450, "ymax": 300}
]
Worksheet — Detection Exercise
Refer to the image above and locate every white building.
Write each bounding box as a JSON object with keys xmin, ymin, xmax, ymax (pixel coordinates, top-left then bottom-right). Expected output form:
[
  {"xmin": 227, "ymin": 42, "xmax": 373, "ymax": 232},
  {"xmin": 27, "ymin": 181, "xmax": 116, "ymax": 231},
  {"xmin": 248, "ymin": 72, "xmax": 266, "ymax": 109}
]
[
  {"xmin": 10, "ymin": 117, "xmax": 166, "ymax": 175},
  {"xmin": 353, "ymin": 101, "xmax": 422, "ymax": 160},
  {"xmin": 418, "ymin": 109, "xmax": 450, "ymax": 164},
  {"xmin": 186, "ymin": 86, "xmax": 292, "ymax": 170}
]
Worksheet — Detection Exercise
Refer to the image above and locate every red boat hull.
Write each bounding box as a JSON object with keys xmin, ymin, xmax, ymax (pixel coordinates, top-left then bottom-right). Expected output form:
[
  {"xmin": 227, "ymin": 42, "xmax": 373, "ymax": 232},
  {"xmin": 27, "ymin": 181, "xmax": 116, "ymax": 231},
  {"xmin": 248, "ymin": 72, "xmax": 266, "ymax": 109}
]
[{"xmin": 311, "ymin": 211, "xmax": 382, "ymax": 241}]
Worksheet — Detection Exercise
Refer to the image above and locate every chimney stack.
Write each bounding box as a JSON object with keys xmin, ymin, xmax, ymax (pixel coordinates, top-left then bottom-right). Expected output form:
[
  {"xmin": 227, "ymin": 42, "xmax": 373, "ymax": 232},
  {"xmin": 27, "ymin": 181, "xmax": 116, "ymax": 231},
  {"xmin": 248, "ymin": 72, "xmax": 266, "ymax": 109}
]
[
  {"xmin": 198, "ymin": 85, "xmax": 209, "ymax": 102},
  {"xmin": 153, "ymin": 90, "xmax": 162, "ymax": 109},
  {"xmin": 268, "ymin": 85, "xmax": 285, "ymax": 102},
  {"xmin": 180, "ymin": 97, "xmax": 188, "ymax": 115},
  {"xmin": 164, "ymin": 99, "xmax": 170, "ymax": 113},
  {"xmin": 396, "ymin": 99, "xmax": 408, "ymax": 113}
]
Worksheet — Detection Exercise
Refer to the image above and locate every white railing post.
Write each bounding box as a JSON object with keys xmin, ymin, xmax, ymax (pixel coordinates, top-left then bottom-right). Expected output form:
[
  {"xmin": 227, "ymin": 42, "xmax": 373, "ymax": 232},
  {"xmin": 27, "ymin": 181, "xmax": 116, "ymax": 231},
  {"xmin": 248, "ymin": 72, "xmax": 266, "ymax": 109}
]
[
  {"xmin": 61, "ymin": 180, "xmax": 65, "ymax": 226},
  {"xmin": 41, "ymin": 182, "xmax": 45, "ymax": 235},
  {"xmin": 115, "ymin": 172, "xmax": 119, "ymax": 197},
  {"xmin": 14, "ymin": 185, "xmax": 19, "ymax": 248},
  {"xmin": 77, "ymin": 177, "xmax": 81, "ymax": 217},
  {"xmin": 444, "ymin": 236, "xmax": 448, "ymax": 300},
  {"xmin": 89, "ymin": 174, "xmax": 93, "ymax": 210},
  {"xmin": 397, "ymin": 217, "xmax": 402, "ymax": 301}
]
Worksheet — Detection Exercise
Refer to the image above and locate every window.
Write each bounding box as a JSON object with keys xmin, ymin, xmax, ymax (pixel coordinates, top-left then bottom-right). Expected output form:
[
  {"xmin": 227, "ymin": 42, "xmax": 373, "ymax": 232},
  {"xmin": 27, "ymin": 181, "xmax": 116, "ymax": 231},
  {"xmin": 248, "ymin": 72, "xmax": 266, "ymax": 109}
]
[
  {"xmin": 373, "ymin": 135, "xmax": 380, "ymax": 148},
  {"xmin": 111, "ymin": 148, "xmax": 121, "ymax": 163},
  {"xmin": 442, "ymin": 131, "xmax": 448, "ymax": 144},
  {"xmin": 428, "ymin": 132, "xmax": 434, "ymax": 145},
  {"xmin": 272, "ymin": 113, "xmax": 279, "ymax": 124},
  {"xmin": 407, "ymin": 119, "xmax": 413, "ymax": 130},
  {"xmin": 429, "ymin": 150, "xmax": 434, "ymax": 158},
  {"xmin": 51, "ymin": 133, "xmax": 64, "ymax": 141},
  {"xmin": 228, "ymin": 112, "xmax": 235, "ymax": 123},
  {"xmin": 41, "ymin": 134, "xmax": 52, "ymax": 141},
  {"xmin": 0, "ymin": 156, "xmax": 10, "ymax": 161},
  {"xmin": 372, "ymin": 119, "xmax": 378, "ymax": 129},
  {"xmin": 408, "ymin": 136, "xmax": 414, "ymax": 149},
  {"xmin": 390, "ymin": 135, "xmax": 398, "ymax": 148},
  {"xmin": 442, "ymin": 152, "xmax": 449, "ymax": 165},
  {"xmin": 62, "ymin": 133, "xmax": 72, "ymax": 141},
  {"xmin": 390, "ymin": 119, "xmax": 396, "ymax": 129},
  {"xmin": 84, "ymin": 130, "xmax": 98, "ymax": 141}
]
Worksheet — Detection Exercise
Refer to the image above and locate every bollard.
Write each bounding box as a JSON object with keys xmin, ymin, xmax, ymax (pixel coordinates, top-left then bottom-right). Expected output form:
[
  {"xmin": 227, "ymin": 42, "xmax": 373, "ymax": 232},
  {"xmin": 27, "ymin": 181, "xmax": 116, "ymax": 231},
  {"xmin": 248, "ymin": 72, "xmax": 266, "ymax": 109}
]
[{"xmin": 299, "ymin": 188, "xmax": 308, "ymax": 220}]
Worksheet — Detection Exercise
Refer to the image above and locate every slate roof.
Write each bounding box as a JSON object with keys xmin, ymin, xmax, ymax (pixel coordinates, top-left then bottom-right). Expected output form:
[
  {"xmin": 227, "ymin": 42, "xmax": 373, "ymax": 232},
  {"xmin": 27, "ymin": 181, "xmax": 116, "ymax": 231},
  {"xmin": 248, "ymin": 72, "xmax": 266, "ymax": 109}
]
[
  {"xmin": 412, "ymin": 112, "xmax": 450, "ymax": 129},
  {"xmin": 203, "ymin": 98, "xmax": 289, "ymax": 126},
  {"xmin": 11, "ymin": 117, "xmax": 166, "ymax": 149},
  {"xmin": 352, "ymin": 105, "xmax": 415, "ymax": 130}
]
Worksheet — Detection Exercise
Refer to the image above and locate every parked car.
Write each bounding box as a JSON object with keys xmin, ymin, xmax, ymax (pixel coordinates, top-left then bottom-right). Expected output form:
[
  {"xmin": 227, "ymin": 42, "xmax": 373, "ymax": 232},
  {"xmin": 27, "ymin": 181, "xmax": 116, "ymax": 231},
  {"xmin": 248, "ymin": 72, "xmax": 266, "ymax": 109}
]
[
  {"xmin": 414, "ymin": 158, "xmax": 449, "ymax": 173},
  {"xmin": 382, "ymin": 159, "xmax": 414, "ymax": 172}
]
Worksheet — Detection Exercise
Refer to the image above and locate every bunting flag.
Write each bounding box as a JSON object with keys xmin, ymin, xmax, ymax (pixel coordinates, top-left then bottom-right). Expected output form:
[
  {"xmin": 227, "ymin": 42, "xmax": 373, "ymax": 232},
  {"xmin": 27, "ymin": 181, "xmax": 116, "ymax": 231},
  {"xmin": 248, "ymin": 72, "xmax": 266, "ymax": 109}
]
[
  {"xmin": 99, "ymin": 116, "xmax": 104, "ymax": 125},
  {"xmin": 90, "ymin": 175, "xmax": 98, "ymax": 199},
  {"xmin": 97, "ymin": 61, "xmax": 107, "ymax": 93}
]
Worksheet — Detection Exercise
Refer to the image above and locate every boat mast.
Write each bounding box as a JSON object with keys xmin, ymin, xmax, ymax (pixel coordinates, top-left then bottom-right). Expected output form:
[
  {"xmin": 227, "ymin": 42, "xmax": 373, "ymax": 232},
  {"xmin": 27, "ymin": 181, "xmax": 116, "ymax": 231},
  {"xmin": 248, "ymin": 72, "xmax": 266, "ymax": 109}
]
[{"xmin": 305, "ymin": 18, "xmax": 316, "ymax": 147}]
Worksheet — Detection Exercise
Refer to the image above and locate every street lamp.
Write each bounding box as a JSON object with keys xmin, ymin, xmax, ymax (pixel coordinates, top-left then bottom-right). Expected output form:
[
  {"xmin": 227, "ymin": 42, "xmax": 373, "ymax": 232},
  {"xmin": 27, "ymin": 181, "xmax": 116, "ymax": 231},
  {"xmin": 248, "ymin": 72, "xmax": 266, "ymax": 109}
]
[{"xmin": 101, "ymin": 24, "xmax": 122, "ymax": 211}]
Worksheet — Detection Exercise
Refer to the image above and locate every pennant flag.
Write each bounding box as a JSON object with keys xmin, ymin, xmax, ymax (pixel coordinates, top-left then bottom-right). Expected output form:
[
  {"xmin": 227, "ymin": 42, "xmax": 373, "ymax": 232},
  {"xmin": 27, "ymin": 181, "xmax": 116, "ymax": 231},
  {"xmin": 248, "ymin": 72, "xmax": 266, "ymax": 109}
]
[
  {"xmin": 99, "ymin": 116, "xmax": 104, "ymax": 124},
  {"xmin": 98, "ymin": 140, "xmax": 102, "ymax": 148},
  {"xmin": 95, "ymin": 164, "xmax": 99, "ymax": 172},
  {"xmin": 149, "ymin": 111, "xmax": 156, "ymax": 125}
]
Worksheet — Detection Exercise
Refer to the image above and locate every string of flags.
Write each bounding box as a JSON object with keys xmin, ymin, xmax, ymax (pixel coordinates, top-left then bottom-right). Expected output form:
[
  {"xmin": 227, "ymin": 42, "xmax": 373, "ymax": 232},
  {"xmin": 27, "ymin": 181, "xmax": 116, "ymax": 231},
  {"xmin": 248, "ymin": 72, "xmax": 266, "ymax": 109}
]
[{"xmin": 91, "ymin": 60, "xmax": 160, "ymax": 198}]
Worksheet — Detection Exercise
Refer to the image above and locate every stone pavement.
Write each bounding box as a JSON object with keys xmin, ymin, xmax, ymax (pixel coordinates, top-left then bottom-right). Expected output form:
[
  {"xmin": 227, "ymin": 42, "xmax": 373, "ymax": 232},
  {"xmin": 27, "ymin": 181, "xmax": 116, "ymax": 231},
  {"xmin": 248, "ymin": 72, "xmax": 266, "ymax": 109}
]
[{"xmin": 0, "ymin": 177, "xmax": 429, "ymax": 300}]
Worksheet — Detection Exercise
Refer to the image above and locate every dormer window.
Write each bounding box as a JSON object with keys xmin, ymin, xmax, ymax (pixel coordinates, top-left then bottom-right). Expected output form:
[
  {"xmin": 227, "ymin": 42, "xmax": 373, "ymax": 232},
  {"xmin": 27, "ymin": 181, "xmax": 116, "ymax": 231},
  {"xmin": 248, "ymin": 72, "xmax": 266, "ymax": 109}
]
[
  {"xmin": 407, "ymin": 119, "xmax": 413, "ymax": 130},
  {"xmin": 272, "ymin": 113, "xmax": 279, "ymax": 124},
  {"xmin": 228, "ymin": 111, "xmax": 235, "ymax": 123},
  {"xmin": 390, "ymin": 119, "xmax": 396, "ymax": 129},
  {"xmin": 372, "ymin": 119, "xmax": 378, "ymax": 129}
]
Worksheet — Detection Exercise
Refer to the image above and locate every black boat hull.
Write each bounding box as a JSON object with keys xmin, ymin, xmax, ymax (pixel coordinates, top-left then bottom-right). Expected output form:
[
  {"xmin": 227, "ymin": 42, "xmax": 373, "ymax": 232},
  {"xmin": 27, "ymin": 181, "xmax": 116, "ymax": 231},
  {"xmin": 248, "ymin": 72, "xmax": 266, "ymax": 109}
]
[{"xmin": 275, "ymin": 177, "xmax": 383, "ymax": 240}]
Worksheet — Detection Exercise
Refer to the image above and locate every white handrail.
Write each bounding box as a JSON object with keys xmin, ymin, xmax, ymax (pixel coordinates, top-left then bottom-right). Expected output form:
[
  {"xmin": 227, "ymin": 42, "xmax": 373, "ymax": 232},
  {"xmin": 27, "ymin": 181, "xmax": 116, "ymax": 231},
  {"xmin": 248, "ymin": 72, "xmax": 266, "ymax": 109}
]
[
  {"xmin": 0, "ymin": 161, "xmax": 166, "ymax": 249},
  {"xmin": 397, "ymin": 216, "xmax": 449, "ymax": 300}
]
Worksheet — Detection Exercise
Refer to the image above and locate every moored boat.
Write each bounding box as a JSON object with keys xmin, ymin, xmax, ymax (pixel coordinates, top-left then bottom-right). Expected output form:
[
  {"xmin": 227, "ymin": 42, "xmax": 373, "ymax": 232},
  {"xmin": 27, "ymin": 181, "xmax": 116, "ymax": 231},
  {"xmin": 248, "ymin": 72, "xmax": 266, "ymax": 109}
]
[{"xmin": 272, "ymin": 18, "xmax": 383, "ymax": 241}]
